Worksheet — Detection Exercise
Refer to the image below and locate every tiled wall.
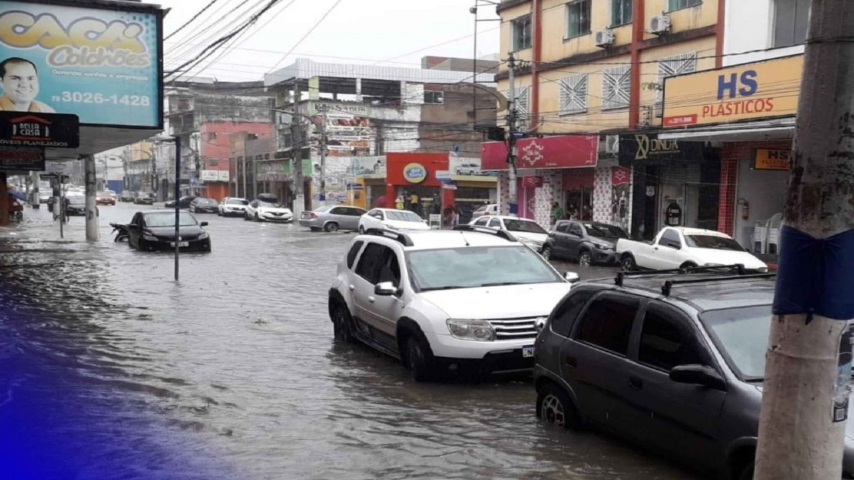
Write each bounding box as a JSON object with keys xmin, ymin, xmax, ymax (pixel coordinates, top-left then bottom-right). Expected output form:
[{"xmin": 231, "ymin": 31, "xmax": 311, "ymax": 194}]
[
  {"xmin": 592, "ymin": 167, "xmax": 613, "ymax": 223},
  {"xmin": 534, "ymin": 169, "xmax": 563, "ymax": 228}
]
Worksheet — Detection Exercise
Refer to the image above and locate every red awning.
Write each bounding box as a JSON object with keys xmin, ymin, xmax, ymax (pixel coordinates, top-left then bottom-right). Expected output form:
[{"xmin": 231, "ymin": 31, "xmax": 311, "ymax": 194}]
[{"xmin": 482, "ymin": 135, "xmax": 599, "ymax": 171}]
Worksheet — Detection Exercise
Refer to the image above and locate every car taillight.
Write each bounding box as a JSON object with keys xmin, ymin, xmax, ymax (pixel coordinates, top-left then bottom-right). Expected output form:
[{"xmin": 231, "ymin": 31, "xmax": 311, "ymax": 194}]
[{"xmin": 310, "ymin": 213, "xmax": 317, "ymax": 218}]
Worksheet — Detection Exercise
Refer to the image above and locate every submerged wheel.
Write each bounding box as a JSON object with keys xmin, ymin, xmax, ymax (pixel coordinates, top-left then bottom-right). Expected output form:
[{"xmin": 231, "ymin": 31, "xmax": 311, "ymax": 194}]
[
  {"xmin": 324, "ymin": 222, "xmax": 339, "ymax": 233},
  {"xmin": 536, "ymin": 383, "xmax": 580, "ymax": 429},
  {"xmin": 404, "ymin": 335, "xmax": 435, "ymax": 382},
  {"xmin": 621, "ymin": 254, "xmax": 637, "ymax": 272},
  {"xmin": 331, "ymin": 301, "xmax": 356, "ymax": 344},
  {"xmin": 542, "ymin": 246, "xmax": 552, "ymax": 261}
]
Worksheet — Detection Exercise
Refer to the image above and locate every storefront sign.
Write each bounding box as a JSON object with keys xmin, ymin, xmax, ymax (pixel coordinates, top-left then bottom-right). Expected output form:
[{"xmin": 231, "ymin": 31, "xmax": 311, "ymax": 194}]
[
  {"xmin": 403, "ymin": 163, "xmax": 427, "ymax": 183},
  {"xmin": 481, "ymin": 135, "xmax": 598, "ymax": 170},
  {"xmin": 217, "ymin": 170, "xmax": 230, "ymax": 182},
  {"xmin": 611, "ymin": 166, "xmax": 631, "ymax": 185},
  {"xmin": 0, "ymin": 145, "xmax": 44, "ymax": 171},
  {"xmin": 0, "ymin": 112, "xmax": 79, "ymax": 148},
  {"xmin": 435, "ymin": 170, "xmax": 451, "ymax": 180},
  {"xmin": 0, "ymin": 1, "xmax": 162, "ymax": 127},
  {"xmin": 618, "ymin": 134, "xmax": 704, "ymax": 166},
  {"xmin": 754, "ymin": 149, "xmax": 791, "ymax": 170},
  {"xmin": 200, "ymin": 170, "xmax": 219, "ymax": 181},
  {"xmin": 663, "ymin": 55, "xmax": 803, "ymax": 128},
  {"xmin": 522, "ymin": 176, "xmax": 543, "ymax": 187}
]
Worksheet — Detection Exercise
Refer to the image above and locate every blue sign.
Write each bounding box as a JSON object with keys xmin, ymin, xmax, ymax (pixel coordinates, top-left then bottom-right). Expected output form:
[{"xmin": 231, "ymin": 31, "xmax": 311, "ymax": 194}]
[{"xmin": 0, "ymin": 1, "xmax": 161, "ymax": 127}]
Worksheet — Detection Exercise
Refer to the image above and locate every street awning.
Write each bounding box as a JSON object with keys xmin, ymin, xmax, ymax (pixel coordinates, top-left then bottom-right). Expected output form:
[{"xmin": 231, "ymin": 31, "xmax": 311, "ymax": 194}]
[{"xmin": 659, "ymin": 119, "xmax": 795, "ymax": 143}]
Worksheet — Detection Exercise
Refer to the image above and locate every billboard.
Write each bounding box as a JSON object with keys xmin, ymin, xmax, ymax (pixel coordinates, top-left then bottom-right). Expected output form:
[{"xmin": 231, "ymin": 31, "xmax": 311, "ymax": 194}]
[
  {"xmin": 309, "ymin": 103, "xmax": 374, "ymax": 158},
  {"xmin": 663, "ymin": 55, "xmax": 802, "ymax": 128},
  {"xmin": 0, "ymin": 1, "xmax": 162, "ymax": 127},
  {"xmin": 481, "ymin": 135, "xmax": 599, "ymax": 170}
]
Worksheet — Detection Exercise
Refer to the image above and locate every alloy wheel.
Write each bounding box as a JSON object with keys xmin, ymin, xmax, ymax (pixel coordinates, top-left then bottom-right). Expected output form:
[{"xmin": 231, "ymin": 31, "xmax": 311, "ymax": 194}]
[
  {"xmin": 579, "ymin": 251, "xmax": 592, "ymax": 267},
  {"xmin": 540, "ymin": 393, "xmax": 566, "ymax": 427}
]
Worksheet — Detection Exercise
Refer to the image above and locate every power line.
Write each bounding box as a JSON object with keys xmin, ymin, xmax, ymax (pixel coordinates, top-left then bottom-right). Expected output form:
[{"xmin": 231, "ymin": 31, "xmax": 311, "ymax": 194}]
[
  {"xmin": 266, "ymin": 0, "xmax": 346, "ymax": 73},
  {"xmin": 164, "ymin": 0, "xmax": 222, "ymax": 41}
]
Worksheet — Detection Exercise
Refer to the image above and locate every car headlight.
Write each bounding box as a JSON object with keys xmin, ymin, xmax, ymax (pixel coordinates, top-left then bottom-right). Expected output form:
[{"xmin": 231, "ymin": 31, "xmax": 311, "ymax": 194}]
[
  {"xmin": 446, "ymin": 319, "xmax": 495, "ymax": 341},
  {"xmin": 593, "ymin": 243, "xmax": 613, "ymax": 250},
  {"xmin": 198, "ymin": 232, "xmax": 209, "ymax": 240},
  {"xmin": 143, "ymin": 233, "xmax": 157, "ymax": 241}
]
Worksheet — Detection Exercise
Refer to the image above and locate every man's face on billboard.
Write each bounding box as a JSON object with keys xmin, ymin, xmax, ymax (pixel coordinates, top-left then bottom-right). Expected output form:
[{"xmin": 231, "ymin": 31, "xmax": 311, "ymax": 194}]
[{"xmin": 1, "ymin": 62, "xmax": 39, "ymax": 106}]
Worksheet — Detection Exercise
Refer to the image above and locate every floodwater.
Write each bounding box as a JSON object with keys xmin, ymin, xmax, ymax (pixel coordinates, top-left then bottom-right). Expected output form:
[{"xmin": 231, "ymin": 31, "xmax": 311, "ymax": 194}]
[{"xmin": 0, "ymin": 203, "xmax": 698, "ymax": 480}]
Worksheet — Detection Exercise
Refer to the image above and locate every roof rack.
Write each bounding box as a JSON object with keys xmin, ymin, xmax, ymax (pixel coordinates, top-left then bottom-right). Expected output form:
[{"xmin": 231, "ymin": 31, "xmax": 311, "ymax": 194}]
[
  {"xmin": 661, "ymin": 273, "xmax": 777, "ymax": 296},
  {"xmin": 452, "ymin": 224, "xmax": 517, "ymax": 242},
  {"xmin": 615, "ymin": 264, "xmax": 750, "ymax": 287},
  {"xmin": 363, "ymin": 228, "xmax": 415, "ymax": 247}
]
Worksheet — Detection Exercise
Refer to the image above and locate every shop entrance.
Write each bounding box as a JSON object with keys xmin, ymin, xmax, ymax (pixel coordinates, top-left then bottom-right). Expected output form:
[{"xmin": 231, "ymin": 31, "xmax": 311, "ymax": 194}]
[{"xmin": 564, "ymin": 188, "xmax": 593, "ymax": 221}]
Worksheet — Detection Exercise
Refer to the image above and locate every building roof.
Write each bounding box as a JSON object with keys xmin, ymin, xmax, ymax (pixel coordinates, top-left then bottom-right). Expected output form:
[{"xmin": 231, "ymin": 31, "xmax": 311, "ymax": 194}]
[{"xmin": 264, "ymin": 58, "xmax": 497, "ymax": 88}]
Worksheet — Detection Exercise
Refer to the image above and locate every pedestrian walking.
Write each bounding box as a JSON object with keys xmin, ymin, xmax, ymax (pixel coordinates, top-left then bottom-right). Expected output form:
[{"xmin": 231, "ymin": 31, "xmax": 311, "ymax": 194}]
[
  {"xmin": 552, "ymin": 202, "xmax": 564, "ymax": 225},
  {"xmin": 395, "ymin": 195, "xmax": 405, "ymax": 210}
]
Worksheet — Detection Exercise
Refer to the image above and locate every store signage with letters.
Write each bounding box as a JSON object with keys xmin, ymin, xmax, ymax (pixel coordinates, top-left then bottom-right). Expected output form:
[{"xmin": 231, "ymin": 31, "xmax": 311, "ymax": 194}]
[
  {"xmin": 0, "ymin": 112, "xmax": 79, "ymax": 148},
  {"xmin": 663, "ymin": 55, "xmax": 802, "ymax": 128},
  {"xmin": 522, "ymin": 176, "xmax": 543, "ymax": 188},
  {"xmin": 618, "ymin": 134, "xmax": 704, "ymax": 166},
  {"xmin": 754, "ymin": 149, "xmax": 791, "ymax": 170},
  {"xmin": 403, "ymin": 163, "xmax": 427, "ymax": 183},
  {"xmin": 481, "ymin": 135, "xmax": 598, "ymax": 170},
  {"xmin": 0, "ymin": 146, "xmax": 45, "ymax": 171}
]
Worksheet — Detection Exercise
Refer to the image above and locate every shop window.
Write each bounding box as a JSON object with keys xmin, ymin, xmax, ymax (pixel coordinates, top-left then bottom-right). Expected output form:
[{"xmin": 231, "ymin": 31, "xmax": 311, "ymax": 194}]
[
  {"xmin": 559, "ymin": 73, "xmax": 588, "ymax": 116},
  {"xmin": 424, "ymin": 91, "xmax": 444, "ymax": 104},
  {"xmin": 773, "ymin": 0, "xmax": 810, "ymax": 47},
  {"xmin": 612, "ymin": 0, "xmax": 633, "ymax": 26},
  {"xmin": 668, "ymin": 0, "xmax": 701, "ymax": 11},
  {"xmin": 602, "ymin": 65, "xmax": 631, "ymax": 110},
  {"xmin": 512, "ymin": 15, "xmax": 532, "ymax": 51},
  {"xmin": 565, "ymin": 0, "xmax": 591, "ymax": 39},
  {"xmin": 656, "ymin": 52, "xmax": 697, "ymax": 117}
]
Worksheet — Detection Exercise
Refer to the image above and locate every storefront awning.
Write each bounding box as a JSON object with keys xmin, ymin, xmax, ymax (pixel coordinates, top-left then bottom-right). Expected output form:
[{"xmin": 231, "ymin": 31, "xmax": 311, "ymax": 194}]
[
  {"xmin": 482, "ymin": 135, "xmax": 598, "ymax": 170},
  {"xmin": 659, "ymin": 120, "xmax": 795, "ymax": 143}
]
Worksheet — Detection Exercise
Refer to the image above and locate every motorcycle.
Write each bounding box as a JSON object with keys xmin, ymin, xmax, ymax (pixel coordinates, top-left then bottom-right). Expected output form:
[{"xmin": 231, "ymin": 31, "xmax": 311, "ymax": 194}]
[{"xmin": 110, "ymin": 222, "xmax": 130, "ymax": 242}]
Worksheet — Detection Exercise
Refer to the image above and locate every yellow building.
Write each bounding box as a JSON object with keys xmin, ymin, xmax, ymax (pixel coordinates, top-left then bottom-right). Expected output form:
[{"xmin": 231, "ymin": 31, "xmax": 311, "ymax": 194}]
[{"xmin": 493, "ymin": 0, "xmax": 724, "ymax": 237}]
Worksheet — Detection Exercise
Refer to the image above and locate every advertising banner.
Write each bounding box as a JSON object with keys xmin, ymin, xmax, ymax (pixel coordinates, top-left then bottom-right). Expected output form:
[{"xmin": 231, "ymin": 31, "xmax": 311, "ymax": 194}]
[
  {"xmin": 0, "ymin": 145, "xmax": 43, "ymax": 170},
  {"xmin": 618, "ymin": 133, "xmax": 705, "ymax": 166},
  {"xmin": 482, "ymin": 135, "xmax": 598, "ymax": 170},
  {"xmin": 663, "ymin": 55, "xmax": 802, "ymax": 128},
  {"xmin": 753, "ymin": 149, "xmax": 791, "ymax": 170},
  {"xmin": 0, "ymin": 1, "xmax": 162, "ymax": 127}
]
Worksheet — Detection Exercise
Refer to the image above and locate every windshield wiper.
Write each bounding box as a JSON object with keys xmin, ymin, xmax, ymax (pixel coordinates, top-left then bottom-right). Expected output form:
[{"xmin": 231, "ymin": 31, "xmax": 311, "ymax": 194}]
[
  {"xmin": 420, "ymin": 285, "xmax": 470, "ymax": 292},
  {"xmin": 480, "ymin": 282, "xmax": 526, "ymax": 287}
]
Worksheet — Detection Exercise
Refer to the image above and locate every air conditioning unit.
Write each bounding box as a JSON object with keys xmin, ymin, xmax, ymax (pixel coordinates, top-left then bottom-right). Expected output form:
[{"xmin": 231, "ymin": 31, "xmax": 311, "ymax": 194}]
[
  {"xmin": 600, "ymin": 134, "xmax": 620, "ymax": 155},
  {"xmin": 649, "ymin": 14, "xmax": 671, "ymax": 35},
  {"xmin": 595, "ymin": 29, "xmax": 615, "ymax": 47}
]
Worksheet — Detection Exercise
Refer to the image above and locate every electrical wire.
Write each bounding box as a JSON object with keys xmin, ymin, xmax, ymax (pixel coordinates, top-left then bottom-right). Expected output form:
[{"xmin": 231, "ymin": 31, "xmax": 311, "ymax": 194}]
[
  {"xmin": 265, "ymin": 0, "xmax": 346, "ymax": 73},
  {"xmin": 164, "ymin": 0, "xmax": 222, "ymax": 41}
]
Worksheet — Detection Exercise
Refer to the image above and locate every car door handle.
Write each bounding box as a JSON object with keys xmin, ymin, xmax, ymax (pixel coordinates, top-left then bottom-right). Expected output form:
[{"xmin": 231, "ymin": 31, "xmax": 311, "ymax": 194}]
[
  {"xmin": 349, "ymin": 285, "xmax": 355, "ymax": 291},
  {"xmin": 564, "ymin": 356, "xmax": 577, "ymax": 368},
  {"xmin": 629, "ymin": 376, "xmax": 644, "ymax": 391},
  {"xmin": 368, "ymin": 296, "xmax": 376, "ymax": 303}
]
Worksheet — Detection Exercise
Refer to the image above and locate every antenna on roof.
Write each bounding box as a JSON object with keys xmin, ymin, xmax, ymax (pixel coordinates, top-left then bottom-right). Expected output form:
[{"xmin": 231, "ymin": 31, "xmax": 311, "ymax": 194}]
[{"xmin": 459, "ymin": 231, "xmax": 470, "ymax": 247}]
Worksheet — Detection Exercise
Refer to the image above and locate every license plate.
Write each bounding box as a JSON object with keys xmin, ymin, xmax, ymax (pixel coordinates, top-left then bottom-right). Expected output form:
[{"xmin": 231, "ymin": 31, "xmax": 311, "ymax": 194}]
[
  {"xmin": 522, "ymin": 345, "xmax": 535, "ymax": 358},
  {"xmin": 170, "ymin": 241, "xmax": 189, "ymax": 247}
]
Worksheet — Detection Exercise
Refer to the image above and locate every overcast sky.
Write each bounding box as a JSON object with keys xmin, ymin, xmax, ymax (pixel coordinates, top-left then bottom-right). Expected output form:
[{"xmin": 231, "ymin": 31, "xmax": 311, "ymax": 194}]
[{"xmin": 160, "ymin": 0, "xmax": 501, "ymax": 82}]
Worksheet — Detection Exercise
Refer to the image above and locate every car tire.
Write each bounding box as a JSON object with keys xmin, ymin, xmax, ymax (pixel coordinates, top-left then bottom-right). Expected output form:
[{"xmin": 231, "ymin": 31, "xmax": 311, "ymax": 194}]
[
  {"xmin": 359, "ymin": 225, "xmax": 366, "ymax": 234},
  {"xmin": 404, "ymin": 334, "xmax": 435, "ymax": 382},
  {"xmin": 621, "ymin": 254, "xmax": 637, "ymax": 272},
  {"xmin": 324, "ymin": 222, "xmax": 339, "ymax": 233},
  {"xmin": 542, "ymin": 246, "xmax": 553, "ymax": 261},
  {"xmin": 536, "ymin": 383, "xmax": 581, "ymax": 429},
  {"xmin": 680, "ymin": 261, "xmax": 698, "ymax": 271},
  {"xmin": 578, "ymin": 250, "xmax": 593, "ymax": 267},
  {"xmin": 243, "ymin": 213, "xmax": 250, "ymax": 221},
  {"xmin": 255, "ymin": 213, "xmax": 260, "ymax": 222},
  {"xmin": 330, "ymin": 301, "xmax": 356, "ymax": 344}
]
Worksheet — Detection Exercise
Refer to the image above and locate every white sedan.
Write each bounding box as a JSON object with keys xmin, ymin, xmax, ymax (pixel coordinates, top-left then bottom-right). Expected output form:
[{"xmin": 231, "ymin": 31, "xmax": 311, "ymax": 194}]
[
  {"xmin": 358, "ymin": 208, "xmax": 431, "ymax": 233},
  {"xmin": 245, "ymin": 199, "xmax": 293, "ymax": 223},
  {"xmin": 469, "ymin": 215, "xmax": 549, "ymax": 253},
  {"xmin": 218, "ymin": 197, "xmax": 248, "ymax": 217}
]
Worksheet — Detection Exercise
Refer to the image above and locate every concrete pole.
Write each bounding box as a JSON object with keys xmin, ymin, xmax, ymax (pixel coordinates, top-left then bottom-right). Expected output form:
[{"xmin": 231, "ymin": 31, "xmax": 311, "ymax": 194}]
[
  {"xmin": 754, "ymin": 1, "xmax": 854, "ymax": 479},
  {"xmin": 319, "ymin": 105, "xmax": 328, "ymax": 207},
  {"xmin": 83, "ymin": 155, "xmax": 99, "ymax": 241},
  {"xmin": 506, "ymin": 53, "xmax": 519, "ymax": 215},
  {"xmin": 31, "ymin": 170, "xmax": 40, "ymax": 209},
  {"xmin": 292, "ymin": 83, "xmax": 305, "ymax": 219}
]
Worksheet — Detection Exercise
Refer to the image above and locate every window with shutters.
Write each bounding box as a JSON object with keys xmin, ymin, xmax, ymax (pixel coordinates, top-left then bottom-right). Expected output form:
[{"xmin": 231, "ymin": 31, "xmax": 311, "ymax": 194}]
[
  {"xmin": 773, "ymin": 0, "xmax": 810, "ymax": 47},
  {"xmin": 602, "ymin": 66, "xmax": 631, "ymax": 110},
  {"xmin": 559, "ymin": 74, "xmax": 588, "ymax": 116},
  {"xmin": 656, "ymin": 52, "xmax": 697, "ymax": 116}
]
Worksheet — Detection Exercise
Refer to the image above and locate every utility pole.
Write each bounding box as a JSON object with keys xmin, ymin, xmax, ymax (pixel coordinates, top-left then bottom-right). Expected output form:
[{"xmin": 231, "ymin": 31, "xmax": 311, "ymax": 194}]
[
  {"xmin": 30, "ymin": 170, "xmax": 40, "ymax": 209},
  {"xmin": 291, "ymin": 83, "xmax": 305, "ymax": 218},
  {"xmin": 506, "ymin": 52, "xmax": 519, "ymax": 215},
  {"xmin": 83, "ymin": 154, "xmax": 99, "ymax": 241},
  {"xmin": 318, "ymin": 104, "xmax": 328, "ymax": 206},
  {"xmin": 754, "ymin": 1, "xmax": 854, "ymax": 479},
  {"xmin": 242, "ymin": 137, "xmax": 248, "ymax": 199}
]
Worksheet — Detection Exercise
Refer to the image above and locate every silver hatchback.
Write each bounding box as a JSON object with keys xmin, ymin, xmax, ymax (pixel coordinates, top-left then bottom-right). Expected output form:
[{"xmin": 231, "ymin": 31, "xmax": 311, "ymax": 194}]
[{"xmin": 299, "ymin": 205, "xmax": 367, "ymax": 232}]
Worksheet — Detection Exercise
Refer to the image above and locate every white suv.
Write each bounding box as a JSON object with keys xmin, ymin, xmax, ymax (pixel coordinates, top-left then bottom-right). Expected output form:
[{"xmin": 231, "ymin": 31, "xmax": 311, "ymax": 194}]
[{"xmin": 328, "ymin": 226, "xmax": 578, "ymax": 381}]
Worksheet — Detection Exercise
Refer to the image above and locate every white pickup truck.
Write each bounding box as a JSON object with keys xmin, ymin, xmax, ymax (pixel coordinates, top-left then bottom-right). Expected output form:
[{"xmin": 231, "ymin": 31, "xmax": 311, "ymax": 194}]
[{"xmin": 616, "ymin": 227, "xmax": 768, "ymax": 272}]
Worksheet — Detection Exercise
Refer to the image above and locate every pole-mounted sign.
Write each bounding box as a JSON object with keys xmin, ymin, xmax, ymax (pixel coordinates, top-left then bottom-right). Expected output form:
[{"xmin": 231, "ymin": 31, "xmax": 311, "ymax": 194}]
[{"xmin": 0, "ymin": 112, "xmax": 79, "ymax": 148}]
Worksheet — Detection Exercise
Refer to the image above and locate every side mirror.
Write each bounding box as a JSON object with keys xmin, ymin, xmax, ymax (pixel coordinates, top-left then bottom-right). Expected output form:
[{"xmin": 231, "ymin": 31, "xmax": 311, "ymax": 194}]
[
  {"xmin": 374, "ymin": 282, "xmax": 400, "ymax": 296},
  {"xmin": 669, "ymin": 364, "xmax": 727, "ymax": 391},
  {"xmin": 564, "ymin": 271, "xmax": 581, "ymax": 283},
  {"xmin": 200, "ymin": 221, "xmax": 209, "ymax": 227}
]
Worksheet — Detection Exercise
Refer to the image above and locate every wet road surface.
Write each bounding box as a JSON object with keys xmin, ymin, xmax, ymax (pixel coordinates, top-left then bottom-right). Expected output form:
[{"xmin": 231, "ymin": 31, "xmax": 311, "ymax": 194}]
[{"xmin": 1, "ymin": 203, "xmax": 699, "ymax": 480}]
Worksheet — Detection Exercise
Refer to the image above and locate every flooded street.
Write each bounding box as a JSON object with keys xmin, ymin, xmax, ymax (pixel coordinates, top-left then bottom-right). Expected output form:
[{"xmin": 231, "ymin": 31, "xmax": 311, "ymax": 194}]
[{"xmin": 1, "ymin": 204, "xmax": 698, "ymax": 480}]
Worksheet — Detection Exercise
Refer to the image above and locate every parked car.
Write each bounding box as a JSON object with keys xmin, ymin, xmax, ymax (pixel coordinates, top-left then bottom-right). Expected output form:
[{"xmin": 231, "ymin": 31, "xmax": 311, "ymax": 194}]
[
  {"xmin": 300, "ymin": 205, "xmax": 367, "ymax": 232},
  {"xmin": 471, "ymin": 203, "xmax": 498, "ymax": 221},
  {"xmin": 328, "ymin": 227, "xmax": 578, "ymax": 381},
  {"xmin": 358, "ymin": 208, "xmax": 431, "ymax": 233},
  {"xmin": 65, "ymin": 194, "xmax": 87, "ymax": 216},
  {"xmin": 543, "ymin": 221, "xmax": 628, "ymax": 266},
  {"xmin": 244, "ymin": 194, "xmax": 293, "ymax": 223},
  {"xmin": 218, "ymin": 197, "xmax": 248, "ymax": 217},
  {"xmin": 96, "ymin": 191, "xmax": 116, "ymax": 206},
  {"xmin": 164, "ymin": 195, "xmax": 197, "ymax": 209},
  {"xmin": 532, "ymin": 270, "xmax": 854, "ymax": 480},
  {"xmin": 455, "ymin": 163, "xmax": 482, "ymax": 175},
  {"xmin": 469, "ymin": 215, "xmax": 548, "ymax": 253},
  {"xmin": 133, "ymin": 192, "xmax": 155, "ymax": 205},
  {"xmin": 125, "ymin": 210, "xmax": 211, "ymax": 252},
  {"xmin": 189, "ymin": 197, "xmax": 219, "ymax": 214},
  {"xmin": 119, "ymin": 191, "xmax": 135, "ymax": 202},
  {"xmin": 38, "ymin": 191, "xmax": 51, "ymax": 204},
  {"xmin": 616, "ymin": 227, "xmax": 767, "ymax": 272}
]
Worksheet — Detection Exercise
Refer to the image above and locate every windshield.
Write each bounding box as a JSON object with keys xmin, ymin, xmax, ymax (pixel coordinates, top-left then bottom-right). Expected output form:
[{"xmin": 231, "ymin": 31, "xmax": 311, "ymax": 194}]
[
  {"xmin": 701, "ymin": 305, "xmax": 771, "ymax": 380},
  {"xmin": 408, "ymin": 246, "xmax": 562, "ymax": 291},
  {"xmin": 144, "ymin": 212, "xmax": 198, "ymax": 227},
  {"xmin": 584, "ymin": 223, "xmax": 627, "ymax": 239},
  {"xmin": 226, "ymin": 198, "xmax": 248, "ymax": 205},
  {"xmin": 686, "ymin": 235, "xmax": 744, "ymax": 251},
  {"xmin": 504, "ymin": 219, "xmax": 547, "ymax": 234},
  {"xmin": 387, "ymin": 211, "xmax": 422, "ymax": 222},
  {"xmin": 259, "ymin": 201, "xmax": 282, "ymax": 208},
  {"xmin": 67, "ymin": 196, "xmax": 85, "ymax": 205}
]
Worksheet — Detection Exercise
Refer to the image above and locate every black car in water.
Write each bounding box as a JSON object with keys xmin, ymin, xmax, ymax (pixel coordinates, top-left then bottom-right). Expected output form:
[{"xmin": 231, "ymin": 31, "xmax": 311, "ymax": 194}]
[
  {"xmin": 165, "ymin": 195, "xmax": 197, "ymax": 209},
  {"xmin": 134, "ymin": 192, "xmax": 155, "ymax": 205},
  {"xmin": 189, "ymin": 197, "xmax": 218, "ymax": 214},
  {"xmin": 65, "ymin": 195, "xmax": 86, "ymax": 216},
  {"xmin": 119, "ymin": 191, "xmax": 135, "ymax": 202},
  {"xmin": 126, "ymin": 210, "xmax": 211, "ymax": 252}
]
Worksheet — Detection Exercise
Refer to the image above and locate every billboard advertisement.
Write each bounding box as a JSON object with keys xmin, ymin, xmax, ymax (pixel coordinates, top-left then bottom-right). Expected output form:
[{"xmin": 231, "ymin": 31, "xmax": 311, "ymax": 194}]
[{"xmin": 0, "ymin": 1, "xmax": 162, "ymax": 127}]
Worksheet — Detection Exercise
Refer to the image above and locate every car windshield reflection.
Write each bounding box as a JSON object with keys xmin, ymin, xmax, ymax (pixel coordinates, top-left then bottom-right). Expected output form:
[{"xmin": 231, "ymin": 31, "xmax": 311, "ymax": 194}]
[{"xmin": 144, "ymin": 212, "xmax": 198, "ymax": 227}]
